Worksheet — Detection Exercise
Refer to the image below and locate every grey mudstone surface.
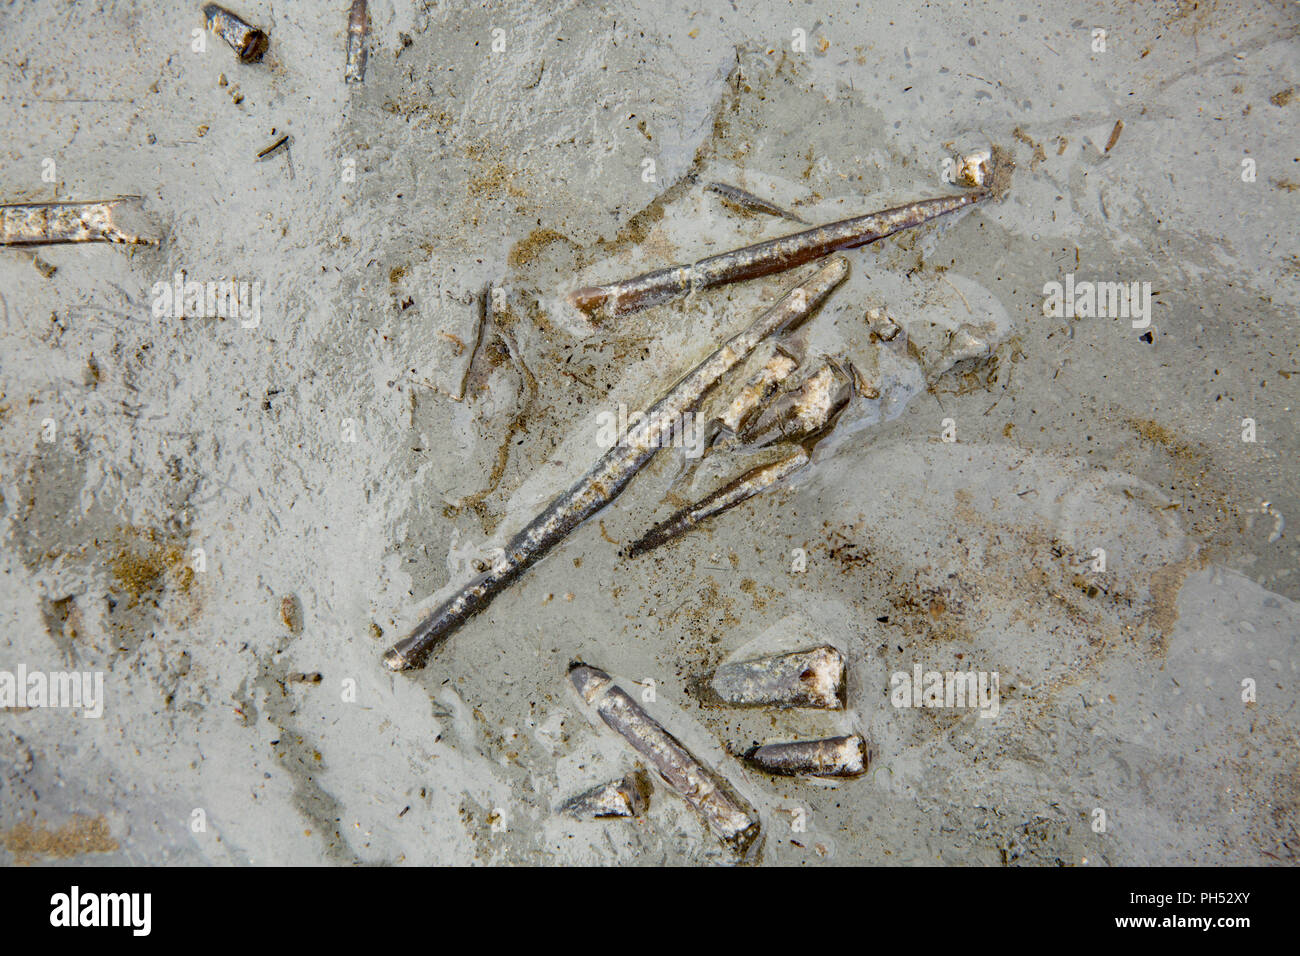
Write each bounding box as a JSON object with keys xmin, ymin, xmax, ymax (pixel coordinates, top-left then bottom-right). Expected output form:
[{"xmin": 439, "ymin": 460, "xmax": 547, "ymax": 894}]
[{"xmin": 1, "ymin": 1, "xmax": 1296, "ymax": 865}]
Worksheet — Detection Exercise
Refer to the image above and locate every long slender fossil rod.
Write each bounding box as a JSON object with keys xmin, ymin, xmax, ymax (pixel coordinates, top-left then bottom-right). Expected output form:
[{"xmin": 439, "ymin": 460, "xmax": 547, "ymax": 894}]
[
  {"xmin": 569, "ymin": 191, "xmax": 986, "ymax": 317},
  {"xmin": 383, "ymin": 256, "xmax": 850, "ymax": 671},
  {"xmin": 627, "ymin": 448, "xmax": 809, "ymax": 558},
  {"xmin": 705, "ymin": 181, "xmax": 807, "ymax": 224}
]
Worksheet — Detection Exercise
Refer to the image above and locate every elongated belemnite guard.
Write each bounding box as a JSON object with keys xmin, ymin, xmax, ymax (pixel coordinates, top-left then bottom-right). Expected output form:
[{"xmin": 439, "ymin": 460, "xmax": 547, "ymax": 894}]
[
  {"xmin": 382, "ymin": 257, "xmax": 849, "ymax": 671},
  {"xmin": 743, "ymin": 734, "xmax": 867, "ymax": 778},
  {"xmin": 344, "ymin": 0, "xmax": 369, "ymax": 83},
  {"xmin": 558, "ymin": 771, "xmax": 651, "ymax": 819},
  {"xmin": 570, "ymin": 663, "xmax": 761, "ymax": 852},
  {"xmin": 626, "ymin": 448, "xmax": 809, "ymax": 557},
  {"xmin": 204, "ymin": 4, "xmax": 269, "ymax": 63},
  {"xmin": 711, "ymin": 645, "xmax": 846, "ymax": 709},
  {"xmin": 569, "ymin": 191, "xmax": 985, "ymax": 317},
  {"xmin": 1, "ymin": 199, "xmax": 155, "ymax": 246}
]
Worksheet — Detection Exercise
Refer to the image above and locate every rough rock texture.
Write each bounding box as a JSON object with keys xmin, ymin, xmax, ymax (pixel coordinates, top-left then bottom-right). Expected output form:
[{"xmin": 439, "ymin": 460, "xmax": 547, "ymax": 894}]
[{"xmin": 1, "ymin": 0, "xmax": 1296, "ymax": 865}]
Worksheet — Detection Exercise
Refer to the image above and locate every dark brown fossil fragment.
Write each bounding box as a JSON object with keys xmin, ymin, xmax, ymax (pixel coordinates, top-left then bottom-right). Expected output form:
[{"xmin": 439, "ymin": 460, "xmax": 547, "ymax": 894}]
[{"xmin": 256, "ymin": 134, "xmax": 291, "ymax": 159}]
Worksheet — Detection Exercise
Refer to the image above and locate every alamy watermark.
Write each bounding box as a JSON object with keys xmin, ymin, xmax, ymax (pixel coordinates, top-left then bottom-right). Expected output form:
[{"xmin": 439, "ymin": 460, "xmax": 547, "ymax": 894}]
[
  {"xmin": 891, "ymin": 664, "xmax": 1000, "ymax": 718},
  {"xmin": 151, "ymin": 271, "xmax": 261, "ymax": 327},
  {"xmin": 50, "ymin": 886, "xmax": 150, "ymax": 936},
  {"xmin": 595, "ymin": 403, "xmax": 705, "ymax": 458},
  {"xmin": 0, "ymin": 665, "xmax": 104, "ymax": 718},
  {"xmin": 1042, "ymin": 273, "xmax": 1152, "ymax": 329}
]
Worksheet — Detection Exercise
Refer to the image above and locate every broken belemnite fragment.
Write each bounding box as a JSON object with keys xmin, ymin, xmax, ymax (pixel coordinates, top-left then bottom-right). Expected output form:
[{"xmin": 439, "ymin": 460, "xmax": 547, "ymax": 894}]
[
  {"xmin": 1, "ymin": 199, "xmax": 156, "ymax": 247},
  {"xmin": 569, "ymin": 662, "xmax": 761, "ymax": 853},
  {"xmin": 709, "ymin": 644, "xmax": 846, "ymax": 709},
  {"xmin": 344, "ymin": 0, "xmax": 369, "ymax": 83},
  {"xmin": 558, "ymin": 771, "xmax": 651, "ymax": 819},
  {"xmin": 742, "ymin": 734, "xmax": 868, "ymax": 778},
  {"xmin": 705, "ymin": 181, "xmax": 808, "ymax": 224},
  {"xmin": 627, "ymin": 449, "xmax": 810, "ymax": 558},
  {"xmin": 203, "ymin": 4, "xmax": 269, "ymax": 63}
]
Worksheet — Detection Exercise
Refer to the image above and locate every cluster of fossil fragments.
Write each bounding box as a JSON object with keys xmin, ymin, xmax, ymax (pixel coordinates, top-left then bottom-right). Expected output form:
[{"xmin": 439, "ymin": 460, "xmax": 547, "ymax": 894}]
[{"xmin": 563, "ymin": 644, "xmax": 864, "ymax": 856}]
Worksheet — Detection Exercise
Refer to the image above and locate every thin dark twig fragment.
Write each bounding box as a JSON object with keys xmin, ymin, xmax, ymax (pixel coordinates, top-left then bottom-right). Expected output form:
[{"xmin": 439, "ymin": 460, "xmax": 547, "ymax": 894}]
[{"xmin": 256, "ymin": 134, "xmax": 290, "ymax": 159}]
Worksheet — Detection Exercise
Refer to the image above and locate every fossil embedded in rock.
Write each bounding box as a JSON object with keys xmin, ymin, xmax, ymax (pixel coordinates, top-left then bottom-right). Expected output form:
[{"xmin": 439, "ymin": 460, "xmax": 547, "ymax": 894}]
[
  {"xmin": 558, "ymin": 771, "xmax": 652, "ymax": 819},
  {"xmin": 1, "ymin": 199, "xmax": 156, "ymax": 246},
  {"xmin": 705, "ymin": 181, "xmax": 807, "ymax": 224},
  {"xmin": 383, "ymin": 258, "xmax": 849, "ymax": 671},
  {"xmin": 708, "ymin": 645, "xmax": 846, "ymax": 710},
  {"xmin": 203, "ymin": 4, "xmax": 269, "ymax": 63},
  {"xmin": 570, "ymin": 663, "xmax": 760, "ymax": 852},
  {"xmin": 742, "ymin": 734, "xmax": 867, "ymax": 778},
  {"xmin": 568, "ymin": 191, "xmax": 986, "ymax": 317}
]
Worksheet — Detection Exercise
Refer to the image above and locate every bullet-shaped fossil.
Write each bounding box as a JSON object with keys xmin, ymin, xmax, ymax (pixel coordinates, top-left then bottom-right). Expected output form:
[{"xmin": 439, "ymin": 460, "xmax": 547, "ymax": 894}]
[
  {"xmin": 382, "ymin": 258, "xmax": 849, "ymax": 671},
  {"xmin": 1, "ymin": 199, "xmax": 155, "ymax": 246},
  {"xmin": 344, "ymin": 0, "xmax": 369, "ymax": 83},
  {"xmin": 558, "ymin": 771, "xmax": 651, "ymax": 819},
  {"xmin": 203, "ymin": 4, "xmax": 269, "ymax": 63},
  {"xmin": 569, "ymin": 191, "xmax": 985, "ymax": 318},
  {"xmin": 743, "ymin": 734, "xmax": 867, "ymax": 778},
  {"xmin": 710, "ymin": 645, "xmax": 846, "ymax": 709},
  {"xmin": 570, "ymin": 663, "xmax": 761, "ymax": 853}
]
